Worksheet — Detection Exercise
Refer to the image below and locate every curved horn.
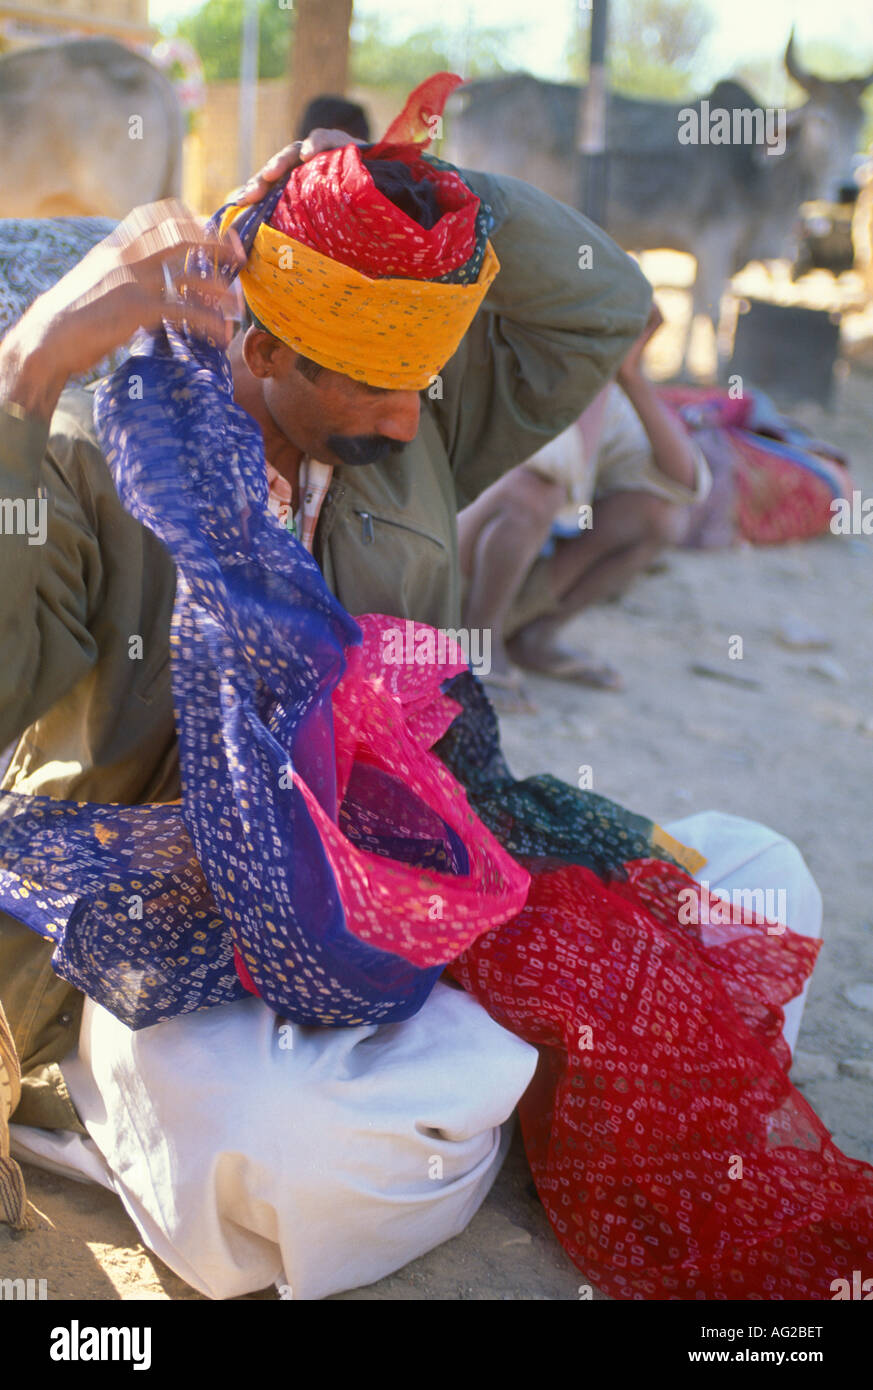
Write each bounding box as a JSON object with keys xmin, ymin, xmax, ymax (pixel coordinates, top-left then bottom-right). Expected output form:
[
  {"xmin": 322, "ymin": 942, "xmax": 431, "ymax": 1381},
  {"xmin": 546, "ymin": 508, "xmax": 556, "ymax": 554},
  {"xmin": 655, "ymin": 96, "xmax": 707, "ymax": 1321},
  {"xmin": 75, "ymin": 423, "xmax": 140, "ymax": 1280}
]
[{"xmin": 784, "ymin": 28, "xmax": 818, "ymax": 93}]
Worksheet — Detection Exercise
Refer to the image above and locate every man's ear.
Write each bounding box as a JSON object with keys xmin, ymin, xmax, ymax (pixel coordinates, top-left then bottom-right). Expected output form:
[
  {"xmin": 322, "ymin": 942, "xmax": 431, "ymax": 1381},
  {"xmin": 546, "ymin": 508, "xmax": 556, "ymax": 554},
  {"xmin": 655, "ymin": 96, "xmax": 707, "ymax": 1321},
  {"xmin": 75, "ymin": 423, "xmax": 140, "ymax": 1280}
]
[{"xmin": 242, "ymin": 325, "xmax": 289, "ymax": 379}]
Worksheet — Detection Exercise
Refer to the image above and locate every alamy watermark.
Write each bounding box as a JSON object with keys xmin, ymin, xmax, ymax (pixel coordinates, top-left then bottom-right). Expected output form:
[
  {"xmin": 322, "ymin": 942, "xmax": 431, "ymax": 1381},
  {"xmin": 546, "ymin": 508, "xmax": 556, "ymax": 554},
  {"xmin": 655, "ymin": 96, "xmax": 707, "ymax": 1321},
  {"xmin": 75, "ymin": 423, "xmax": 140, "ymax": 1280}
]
[
  {"xmin": 678, "ymin": 880, "xmax": 787, "ymax": 934},
  {"xmin": 50, "ymin": 1321, "xmax": 151, "ymax": 1370},
  {"xmin": 831, "ymin": 1270, "xmax": 873, "ymax": 1299},
  {"xmin": 381, "ymin": 620, "xmax": 491, "ymax": 677},
  {"xmin": 0, "ymin": 491, "xmax": 47, "ymax": 545},
  {"xmin": 0, "ymin": 1276, "xmax": 47, "ymax": 1299},
  {"xmin": 678, "ymin": 102, "xmax": 786, "ymax": 157},
  {"xmin": 830, "ymin": 491, "xmax": 873, "ymax": 534}
]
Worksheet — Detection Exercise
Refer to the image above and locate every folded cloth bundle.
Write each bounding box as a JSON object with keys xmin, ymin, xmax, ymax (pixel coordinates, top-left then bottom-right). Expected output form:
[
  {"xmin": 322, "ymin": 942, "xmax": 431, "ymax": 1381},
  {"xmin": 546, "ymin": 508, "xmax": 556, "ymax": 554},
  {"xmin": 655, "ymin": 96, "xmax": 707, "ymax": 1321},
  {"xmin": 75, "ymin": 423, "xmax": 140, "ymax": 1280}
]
[{"xmin": 0, "ymin": 217, "xmax": 122, "ymax": 386}]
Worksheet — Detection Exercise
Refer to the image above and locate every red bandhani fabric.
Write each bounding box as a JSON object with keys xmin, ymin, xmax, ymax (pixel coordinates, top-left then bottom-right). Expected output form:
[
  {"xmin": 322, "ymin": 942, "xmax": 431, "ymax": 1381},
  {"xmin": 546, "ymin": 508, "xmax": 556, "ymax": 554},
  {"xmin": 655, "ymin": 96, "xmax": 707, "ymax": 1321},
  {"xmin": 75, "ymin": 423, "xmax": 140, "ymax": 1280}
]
[
  {"xmin": 661, "ymin": 386, "xmax": 854, "ymax": 548},
  {"xmin": 448, "ymin": 859, "xmax": 873, "ymax": 1300},
  {"xmin": 732, "ymin": 434, "xmax": 853, "ymax": 545},
  {"xmin": 373, "ymin": 72, "xmax": 464, "ymax": 151},
  {"xmin": 318, "ymin": 619, "xmax": 873, "ymax": 1298},
  {"xmin": 270, "ymin": 74, "xmax": 479, "ymax": 280},
  {"xmin": 247, "ymin": 607, "xmax": 873, "ymax": 1298}
]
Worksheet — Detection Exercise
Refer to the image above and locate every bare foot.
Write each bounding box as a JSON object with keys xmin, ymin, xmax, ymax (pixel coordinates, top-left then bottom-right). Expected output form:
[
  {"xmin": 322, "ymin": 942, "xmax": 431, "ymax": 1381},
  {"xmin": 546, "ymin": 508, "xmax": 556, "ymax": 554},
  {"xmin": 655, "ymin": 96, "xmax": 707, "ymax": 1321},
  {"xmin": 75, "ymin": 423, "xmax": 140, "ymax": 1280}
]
[
  {"xmin": 479, "ymin": 666, "xmax": 538, "ymax": 715},
  {"xmin": 507, "ymin": 634, "xmax": 623, "ymax": 690}
]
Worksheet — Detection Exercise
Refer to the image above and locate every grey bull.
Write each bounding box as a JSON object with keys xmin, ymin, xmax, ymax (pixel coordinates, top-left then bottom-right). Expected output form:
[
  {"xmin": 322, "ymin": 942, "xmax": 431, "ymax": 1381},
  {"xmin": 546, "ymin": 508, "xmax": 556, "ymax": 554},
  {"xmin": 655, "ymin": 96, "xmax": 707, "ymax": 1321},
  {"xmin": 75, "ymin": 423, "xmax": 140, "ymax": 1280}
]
[
  {"xmin": 0, "ymin": 38, "xmax": 184, "ymax": 219},
  {"xmin": 447, "ymin": 35, "xmax": 873, "ymax": 372}
]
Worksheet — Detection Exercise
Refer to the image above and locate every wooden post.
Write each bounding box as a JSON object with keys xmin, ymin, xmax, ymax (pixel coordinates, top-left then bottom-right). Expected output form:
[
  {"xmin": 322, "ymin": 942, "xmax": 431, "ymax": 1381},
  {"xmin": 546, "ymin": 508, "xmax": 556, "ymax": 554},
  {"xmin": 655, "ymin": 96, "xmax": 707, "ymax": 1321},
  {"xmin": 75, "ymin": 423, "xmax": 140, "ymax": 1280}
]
[
  {"xmin": 237, "ymin": 0, "xmax": 259, "ymax": 183},
  {"xmin": 288, "ymin": 0, "xmax": 353, "ymax": 141},
  {"xmin": 576, "ymin": 0, "xmax": 609, "ymax": 226}
]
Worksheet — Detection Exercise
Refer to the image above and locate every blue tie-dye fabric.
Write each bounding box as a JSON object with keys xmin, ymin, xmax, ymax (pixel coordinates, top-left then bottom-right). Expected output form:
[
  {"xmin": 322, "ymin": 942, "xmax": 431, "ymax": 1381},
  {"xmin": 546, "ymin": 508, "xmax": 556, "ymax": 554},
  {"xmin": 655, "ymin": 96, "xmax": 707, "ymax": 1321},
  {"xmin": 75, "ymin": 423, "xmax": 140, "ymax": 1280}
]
[
  {"xmin": 0, "ymin": 185, "xmax": 447, "ymax": 1029},
  {"xmin": 0, "ymin": 181, "xmax": 677, "ymax": 1032}
]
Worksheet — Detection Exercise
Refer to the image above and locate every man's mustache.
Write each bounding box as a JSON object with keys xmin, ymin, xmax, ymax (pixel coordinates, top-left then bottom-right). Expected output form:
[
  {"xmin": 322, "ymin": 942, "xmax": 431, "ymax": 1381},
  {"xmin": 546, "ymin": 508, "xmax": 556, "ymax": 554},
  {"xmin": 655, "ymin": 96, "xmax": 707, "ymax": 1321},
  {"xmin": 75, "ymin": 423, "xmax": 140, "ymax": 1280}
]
[{"xmin": 327, "ymin": 434, "xmax": 407, "ymax": 467}]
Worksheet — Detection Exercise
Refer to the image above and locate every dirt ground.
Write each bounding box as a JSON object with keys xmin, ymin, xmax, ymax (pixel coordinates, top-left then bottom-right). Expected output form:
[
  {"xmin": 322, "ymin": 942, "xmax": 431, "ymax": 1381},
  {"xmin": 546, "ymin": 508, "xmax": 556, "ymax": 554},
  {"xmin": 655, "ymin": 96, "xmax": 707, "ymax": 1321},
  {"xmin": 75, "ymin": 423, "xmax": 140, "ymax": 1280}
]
[{"xmin": 3, "ymin": 259, "xmax": 873, "ymax": 1301}]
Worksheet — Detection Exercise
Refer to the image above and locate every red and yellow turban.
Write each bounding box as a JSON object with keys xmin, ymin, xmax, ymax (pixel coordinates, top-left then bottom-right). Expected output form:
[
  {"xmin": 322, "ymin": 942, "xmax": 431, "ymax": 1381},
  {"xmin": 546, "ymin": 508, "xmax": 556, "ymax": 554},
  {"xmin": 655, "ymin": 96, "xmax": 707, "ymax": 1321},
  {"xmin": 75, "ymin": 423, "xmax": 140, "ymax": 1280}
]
[{"xmin": 220, "ymin": 75, "xmax": 500, "ymax": 390}]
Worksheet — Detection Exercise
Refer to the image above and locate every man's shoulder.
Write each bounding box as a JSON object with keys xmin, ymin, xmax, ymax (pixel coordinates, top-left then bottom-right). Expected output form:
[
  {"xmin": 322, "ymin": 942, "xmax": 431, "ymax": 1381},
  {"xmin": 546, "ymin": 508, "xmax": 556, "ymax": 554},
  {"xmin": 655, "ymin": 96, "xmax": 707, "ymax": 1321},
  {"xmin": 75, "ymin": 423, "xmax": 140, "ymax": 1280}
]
[
  {"xmin": 44, "ymin": 384, "xmax": 117, "ymax": 518},
  {"xmin": 51, "ymin": 384, "xmax": 100, "ymax": 451}
]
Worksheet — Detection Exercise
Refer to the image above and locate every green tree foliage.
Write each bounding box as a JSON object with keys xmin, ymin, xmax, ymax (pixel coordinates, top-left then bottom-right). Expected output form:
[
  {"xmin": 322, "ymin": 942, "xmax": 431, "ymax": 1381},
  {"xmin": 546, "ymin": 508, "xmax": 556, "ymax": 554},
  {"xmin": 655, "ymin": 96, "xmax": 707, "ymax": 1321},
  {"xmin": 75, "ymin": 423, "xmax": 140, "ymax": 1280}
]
[
  {"xmin": 350, "ymin": 15, "xmax": 516, "ymax": 89},
  {"xmin": 166, "ymin": 4, "xmax": 515, "ymax": 89},
  {"xmin": 571, "ymin": 0, "xmax": 714, "ymax": 100},
  {"xmin": 350, "ymin": 16, "xmax": 453, "ymax": 87},
  {"xmin": 171, "ymin": 0, "xmax": 293, "ymax": 81}
]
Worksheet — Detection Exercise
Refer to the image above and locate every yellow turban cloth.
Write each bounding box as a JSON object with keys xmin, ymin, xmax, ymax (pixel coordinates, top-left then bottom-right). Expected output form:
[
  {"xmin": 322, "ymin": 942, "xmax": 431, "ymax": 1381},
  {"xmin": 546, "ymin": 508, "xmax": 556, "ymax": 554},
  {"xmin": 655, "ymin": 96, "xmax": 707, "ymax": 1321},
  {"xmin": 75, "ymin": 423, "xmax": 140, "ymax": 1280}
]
[{"xmin": 219, "ymin": 204, "xmax": 500, "ymax": 391}]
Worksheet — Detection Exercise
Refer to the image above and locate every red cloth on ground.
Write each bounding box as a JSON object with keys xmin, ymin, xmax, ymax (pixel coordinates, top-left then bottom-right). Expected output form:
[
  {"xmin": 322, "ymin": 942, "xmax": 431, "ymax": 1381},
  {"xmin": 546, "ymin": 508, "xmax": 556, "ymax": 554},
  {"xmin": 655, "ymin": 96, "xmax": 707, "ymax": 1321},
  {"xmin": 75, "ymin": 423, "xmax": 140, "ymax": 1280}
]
[
  {"xmin": 731, "ymin": 434, "xmax": 852, "ymax": 544},
  {"xmin": 660, "ymin": 386, "xmax": 854, "ymax": 547},
  {"xmin": 276, "ymin": 614, "xmax": 873, "ymax": 1299}
]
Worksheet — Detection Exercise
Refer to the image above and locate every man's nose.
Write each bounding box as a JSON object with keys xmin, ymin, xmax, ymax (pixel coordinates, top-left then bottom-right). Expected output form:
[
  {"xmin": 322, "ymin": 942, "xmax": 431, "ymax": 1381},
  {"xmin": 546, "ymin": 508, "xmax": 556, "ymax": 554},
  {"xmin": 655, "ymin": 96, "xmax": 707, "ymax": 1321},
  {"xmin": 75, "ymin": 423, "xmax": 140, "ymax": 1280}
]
[{"xmin": 377, "ymin": 391, "xmax": 421, "ymax": 442}]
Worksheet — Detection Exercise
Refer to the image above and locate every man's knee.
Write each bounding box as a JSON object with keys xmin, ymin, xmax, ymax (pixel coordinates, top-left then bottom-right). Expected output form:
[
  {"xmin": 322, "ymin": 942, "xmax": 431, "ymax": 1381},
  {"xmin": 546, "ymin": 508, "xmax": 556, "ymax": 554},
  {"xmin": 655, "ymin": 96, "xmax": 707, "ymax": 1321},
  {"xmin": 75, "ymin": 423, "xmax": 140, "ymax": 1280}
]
[
  {"xmin": 512, "ymin": 467, "xmax": 567, "ymax": 529},
  {"xmin": 635, "ymin": 494, "xmax": 687, "ymax": 547},
  {"xmin": 596, "ymin": 491, "xmax": 687, "ymax": 549},
  {"xmin": 459, "ymin": 467, "xmax": 565, "ymax": 551}
]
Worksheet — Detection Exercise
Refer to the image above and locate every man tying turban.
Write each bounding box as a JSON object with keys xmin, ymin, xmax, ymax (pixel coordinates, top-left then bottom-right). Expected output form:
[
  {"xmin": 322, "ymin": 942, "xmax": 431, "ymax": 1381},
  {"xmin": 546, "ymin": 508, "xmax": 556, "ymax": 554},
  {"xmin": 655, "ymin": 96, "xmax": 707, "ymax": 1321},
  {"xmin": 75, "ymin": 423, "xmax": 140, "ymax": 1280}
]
[
  {"xmin": 0, "ymin": 79, "xmax": 866, "ymax": 1302},
  {"xmin": 217, "ymin": 83, "xmax": 502, "ymax": 561},
  {"xmin": 0, "ymin": 81, "xmax": 656, "ymax": 1296}
]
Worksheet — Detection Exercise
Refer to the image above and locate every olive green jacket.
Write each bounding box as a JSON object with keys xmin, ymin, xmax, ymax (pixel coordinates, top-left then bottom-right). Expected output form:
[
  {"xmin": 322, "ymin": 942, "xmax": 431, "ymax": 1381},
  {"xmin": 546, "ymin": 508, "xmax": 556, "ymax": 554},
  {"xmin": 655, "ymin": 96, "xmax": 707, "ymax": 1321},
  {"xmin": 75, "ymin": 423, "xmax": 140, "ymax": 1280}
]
[{"xmin": 0, "ymin": 168, "xmax": 651, "ymax": 1131}]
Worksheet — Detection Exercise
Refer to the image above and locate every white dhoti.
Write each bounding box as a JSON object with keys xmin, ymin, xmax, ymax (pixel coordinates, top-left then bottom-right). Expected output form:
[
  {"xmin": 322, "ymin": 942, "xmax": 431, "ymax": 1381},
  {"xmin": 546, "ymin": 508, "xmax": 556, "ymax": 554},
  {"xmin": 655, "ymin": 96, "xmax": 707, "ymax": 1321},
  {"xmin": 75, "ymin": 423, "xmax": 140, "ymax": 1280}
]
[
  {"xmin": 15, "ymin": 981, "xmax": 537, "ymax": 1300},
  {"xmin": 10, "ymin": 810, "xmax": 823, "ymax": 1299}
]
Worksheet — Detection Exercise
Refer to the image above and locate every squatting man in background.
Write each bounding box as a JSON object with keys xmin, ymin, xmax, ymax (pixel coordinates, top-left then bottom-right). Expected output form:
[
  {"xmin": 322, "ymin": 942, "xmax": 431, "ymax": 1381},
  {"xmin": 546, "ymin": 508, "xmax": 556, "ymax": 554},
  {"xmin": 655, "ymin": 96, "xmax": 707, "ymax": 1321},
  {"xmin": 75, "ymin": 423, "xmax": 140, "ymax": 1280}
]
[{"xmin": 459, "ymin": 304, "xmax": 711, "ymax": 710}]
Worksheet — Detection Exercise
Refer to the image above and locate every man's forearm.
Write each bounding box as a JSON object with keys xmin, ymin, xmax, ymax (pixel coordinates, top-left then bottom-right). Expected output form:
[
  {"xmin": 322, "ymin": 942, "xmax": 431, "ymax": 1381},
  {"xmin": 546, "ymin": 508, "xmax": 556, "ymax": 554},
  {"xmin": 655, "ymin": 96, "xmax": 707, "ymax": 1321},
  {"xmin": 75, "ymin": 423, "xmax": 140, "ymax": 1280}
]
[
  {"xmin": 0, "ymin": 314, "xmax": 71, "ymax": 423},
  {"xmin": 618, "ymin": 369, "xmax": 698, "ymax": 491}
]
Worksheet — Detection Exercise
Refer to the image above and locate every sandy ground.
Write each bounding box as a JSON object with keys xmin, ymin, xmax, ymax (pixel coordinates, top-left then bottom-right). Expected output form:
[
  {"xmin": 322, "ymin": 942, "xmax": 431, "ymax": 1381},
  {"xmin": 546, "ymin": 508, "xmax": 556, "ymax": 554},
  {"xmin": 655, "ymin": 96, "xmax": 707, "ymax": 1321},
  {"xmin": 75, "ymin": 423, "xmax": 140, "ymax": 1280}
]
[{"xmin": 2, "ymin": 262, "xmax": 873, "ymax": 1301}]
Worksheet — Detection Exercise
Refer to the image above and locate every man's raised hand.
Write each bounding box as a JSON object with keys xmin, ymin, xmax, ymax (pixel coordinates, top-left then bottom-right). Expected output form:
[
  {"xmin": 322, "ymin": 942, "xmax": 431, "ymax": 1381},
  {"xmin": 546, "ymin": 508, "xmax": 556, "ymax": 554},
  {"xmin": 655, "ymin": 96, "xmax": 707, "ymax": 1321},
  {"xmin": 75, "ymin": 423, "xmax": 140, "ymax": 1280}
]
[
  {"xmin": 0, "ymin": 199, "xmax": 245, "ymax": 421},
  {"xmin": 231, "ymin": 128, "xmax": 368, "ymax": 207},
  {"xmin": 616, "ymin": 303, "xmax": 665, "ymax": 385}
]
